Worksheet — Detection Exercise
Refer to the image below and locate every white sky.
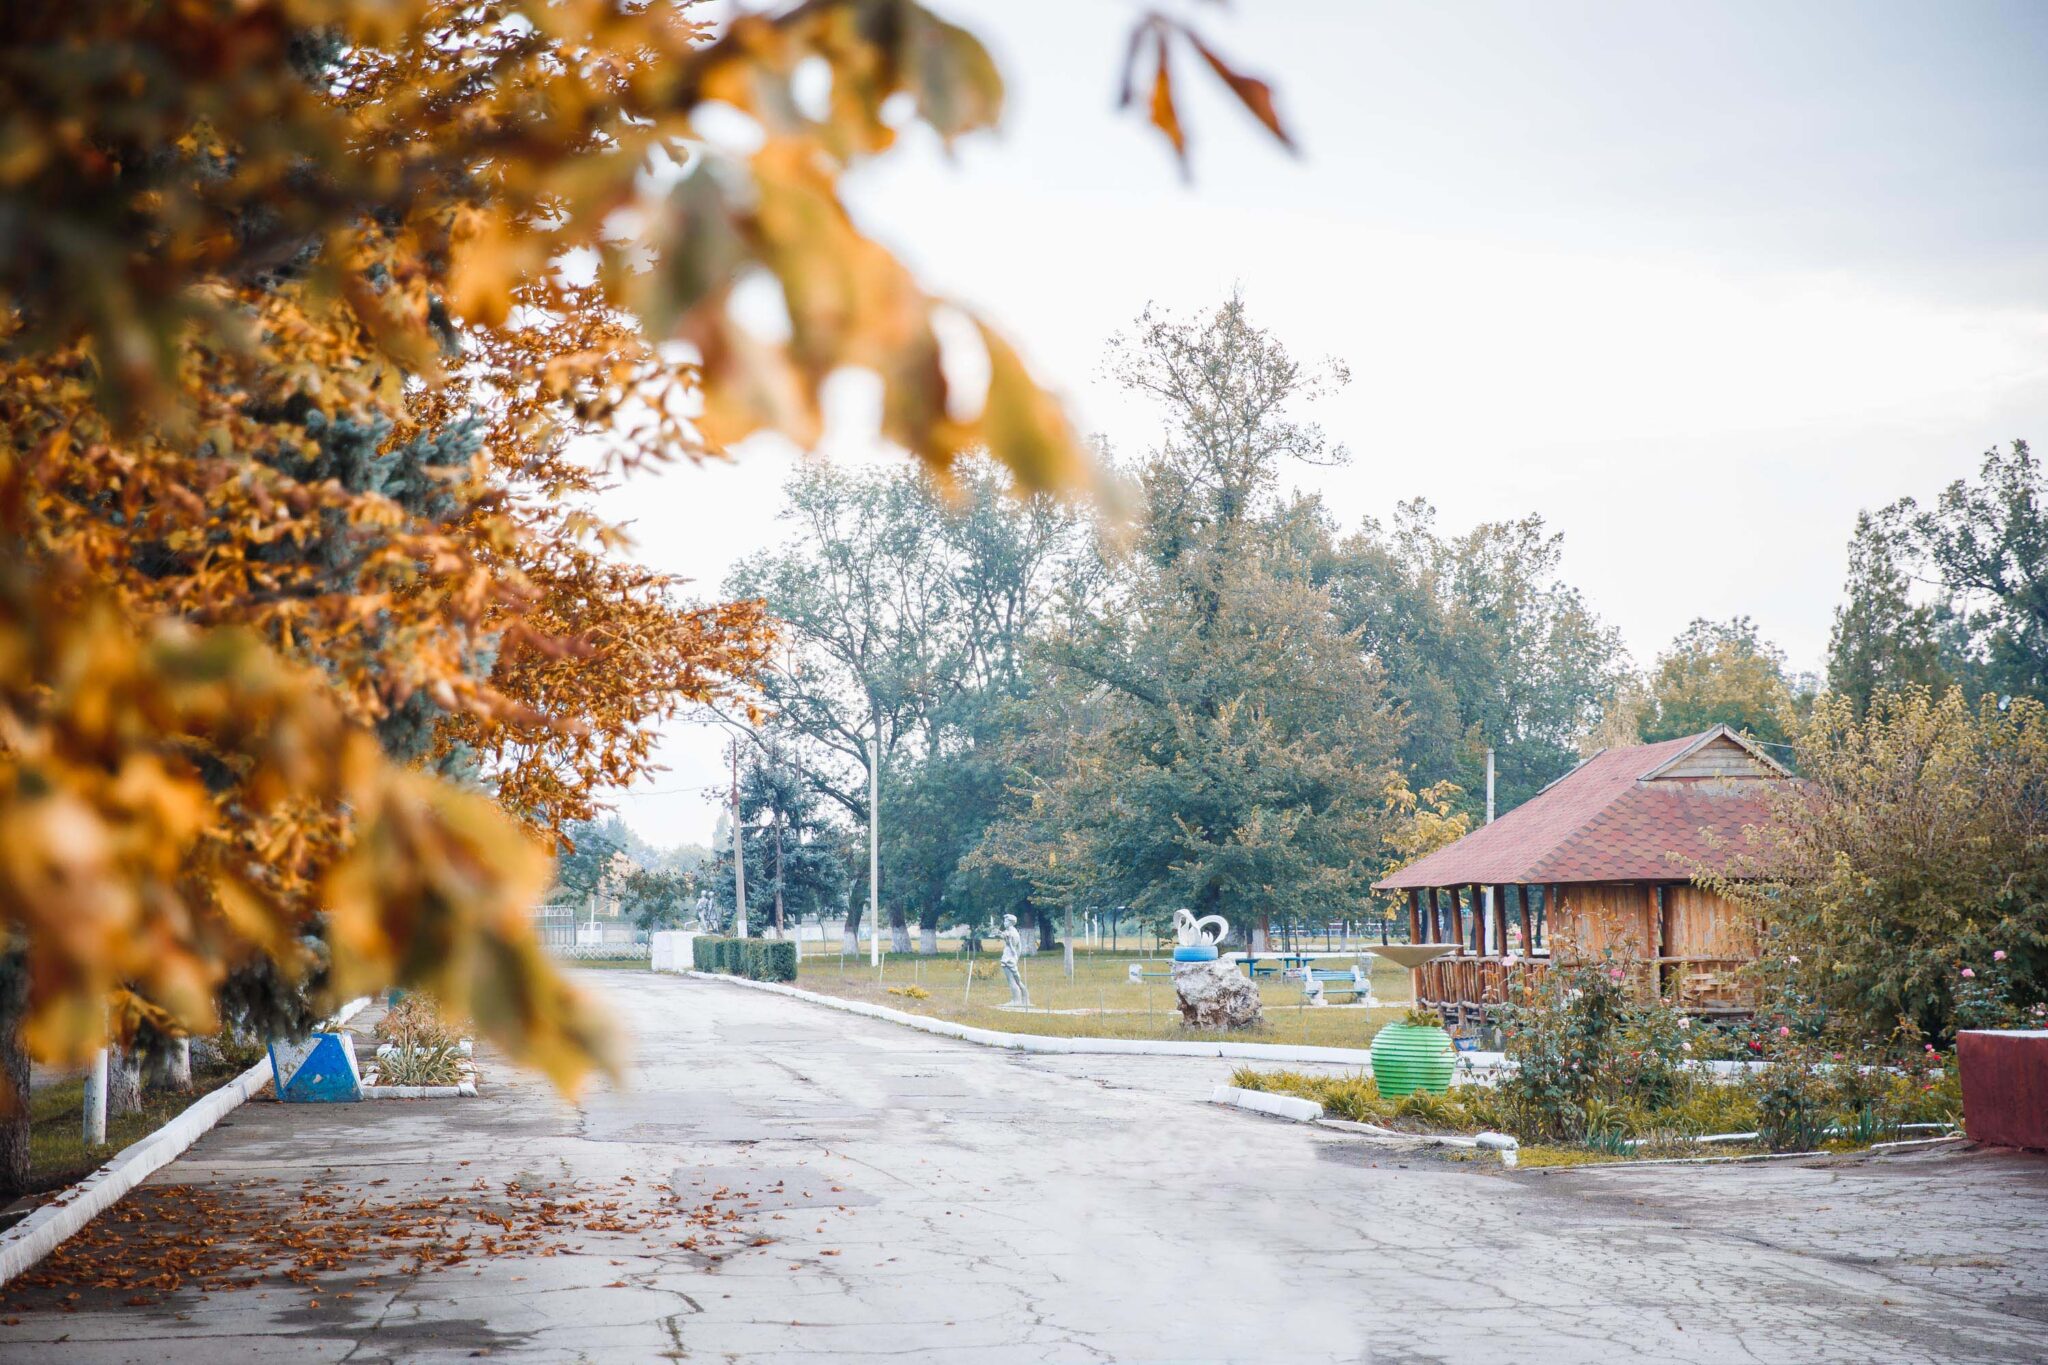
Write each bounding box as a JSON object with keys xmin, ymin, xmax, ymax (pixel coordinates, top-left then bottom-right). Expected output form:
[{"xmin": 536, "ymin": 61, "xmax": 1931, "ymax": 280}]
[{"xmin": 598, "ymin": 0, "xmax": 2048, "ymax": 848}]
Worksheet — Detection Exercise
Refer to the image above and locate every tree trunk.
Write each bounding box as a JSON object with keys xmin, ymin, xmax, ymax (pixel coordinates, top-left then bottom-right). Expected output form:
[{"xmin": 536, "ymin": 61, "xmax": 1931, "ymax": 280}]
[
  {"xmin": 842, "ymin": 905, "xmax": 861, "ymax": 953},
  {"xmin": 887, "ymin": 904, "xmax": 912, "ymax": 954},
  {"xmin": 164, "ymin": 1037, "xmax": 193, "ymax": 1093},
  {"xmin": 919, "ymin": 926, "xmax": 937, "ymax": 955},
  {"xmin": 1035, "ymin": 911, "xmax": 1056, "ymax": 952},
  {"xmin": 0, "ymin": 1016, "xmax": 28, "ymax": 1196},
  {"xmin": 108, "ymin": 1047, "xmax": 143, "ymax": 1117}
]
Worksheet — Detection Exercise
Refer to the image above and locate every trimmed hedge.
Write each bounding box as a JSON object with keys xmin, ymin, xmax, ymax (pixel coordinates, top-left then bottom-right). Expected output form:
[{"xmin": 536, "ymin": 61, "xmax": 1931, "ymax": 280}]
[{"xmin": 690, "ymin": 935, "xmax": 798, "ymax": 983}]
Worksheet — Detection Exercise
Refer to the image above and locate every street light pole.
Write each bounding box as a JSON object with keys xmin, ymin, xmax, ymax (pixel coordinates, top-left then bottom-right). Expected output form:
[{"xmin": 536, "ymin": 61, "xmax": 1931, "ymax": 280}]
[
  {"xmin": 730, "ymin": 740, "xmax": 748, "ymax": 940},
  {"xmin": 1483, "ymin": 746, "xmax": 1496, "ymax": 953},
  {"xmin": 867, "ymin": 734, "xmax": 881, "ymax": 968}
]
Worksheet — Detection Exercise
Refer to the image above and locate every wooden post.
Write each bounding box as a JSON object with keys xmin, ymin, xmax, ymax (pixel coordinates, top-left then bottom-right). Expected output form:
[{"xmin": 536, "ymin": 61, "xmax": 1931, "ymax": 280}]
[
  {"xmin": 1493, "ymin": 885, "xmax": 1509, "ymax": 959},
  {"xmin": 1446, "ymin": 886, "xmax": 1464, "ymax": 954},
  {"xmin": 1407, "ymin": 889, "xmax": 1421, "ymax": 944},
  {"xmin": 1470, "ymin": 884, "xmax": 1484, "ymax": 955},
  {"xmin": 1426, "ymin": 888, "xmax": 1440, "ymax": 942},
  {"xmin": 1517, "ymin": 884, "xmax": 1533, "ymax": 957}
]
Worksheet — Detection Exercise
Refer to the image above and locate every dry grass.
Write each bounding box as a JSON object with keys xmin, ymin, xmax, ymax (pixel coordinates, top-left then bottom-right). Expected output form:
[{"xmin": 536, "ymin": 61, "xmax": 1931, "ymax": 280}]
[
  {"xmin": 790, "ymin": 947, "xmax": 1411, "ymax": 1048},
  {"xmin": 21, "ymin": 1057, "xmax": 244, "ymax": 1196}
]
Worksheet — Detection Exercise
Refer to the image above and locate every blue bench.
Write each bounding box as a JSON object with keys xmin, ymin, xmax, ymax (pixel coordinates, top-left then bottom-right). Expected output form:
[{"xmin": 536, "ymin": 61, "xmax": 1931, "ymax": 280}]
[{"xmin": 1300, "ymin": 965, "xmax": 1372, "ymax": 1002}]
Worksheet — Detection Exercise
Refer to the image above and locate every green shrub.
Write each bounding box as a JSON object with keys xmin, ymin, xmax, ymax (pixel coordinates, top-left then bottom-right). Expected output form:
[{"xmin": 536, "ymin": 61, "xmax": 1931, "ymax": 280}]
[
  {"xmin": 691, "ymin": 935, "xmax": 724, "ymax": 971},
  {"xmin": 747, "ymin": 939, "xmax": 797, "ymax": 982}
]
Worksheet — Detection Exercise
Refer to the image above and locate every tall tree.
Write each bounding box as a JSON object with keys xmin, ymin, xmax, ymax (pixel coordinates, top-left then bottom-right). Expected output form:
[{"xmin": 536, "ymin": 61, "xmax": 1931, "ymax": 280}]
[
  {"xmin": 1643, "ymin": 616, "xmax": 1802, "ymax": 747},
  {"xmin": 1005, "ymin": 299, "xmax": 1406, "ymax": 950},
  {"xmin": 1826, "ymin": 509, "xmax": 1968, "ymax": 713},
  {"xmin": 710, "ymin": 742, "xmax": 850, "ymax": 937},
  {"xmin": 1905, "ymin": 440, "xmax": 2048, "ymax": 702},
  {"xmin": 1330, "ymin": 501, "xmax": 1631, "ymax": 811}
]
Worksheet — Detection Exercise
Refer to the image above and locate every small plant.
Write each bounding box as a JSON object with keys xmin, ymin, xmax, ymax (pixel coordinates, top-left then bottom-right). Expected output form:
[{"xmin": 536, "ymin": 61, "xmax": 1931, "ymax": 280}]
[
  {"xmin": 886, "ymin": 985, "xmax": 931, "ymax": 1000},
  {"xmin": 373, "ymin": 994, "xmax": 465, "ymax": 1087},
  {"xmin": 376, "ymin": 1042, "xmax": 463, "ymax": 1086},
  {"xmin": 1401, "ymin": 1006, "xmax": 1444, "ymax": 1029},
  {"xmin": 377, "ymin": 994, "xmax": 457, "ymax": 1052},
  {"xmin": 1579, "ymin": 1098, "xmax": 1636, "ymax": 1155}
]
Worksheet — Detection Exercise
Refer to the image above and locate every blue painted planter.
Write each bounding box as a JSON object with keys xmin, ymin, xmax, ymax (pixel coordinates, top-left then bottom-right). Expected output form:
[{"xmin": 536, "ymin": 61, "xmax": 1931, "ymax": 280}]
[
  {"xmin": 268, "ymin": 1032, "xmax": 363, "ymax": 1102},
  {"xmin": 1172, "ymin": 945, "xmax": 1219, "ymax": 962}
]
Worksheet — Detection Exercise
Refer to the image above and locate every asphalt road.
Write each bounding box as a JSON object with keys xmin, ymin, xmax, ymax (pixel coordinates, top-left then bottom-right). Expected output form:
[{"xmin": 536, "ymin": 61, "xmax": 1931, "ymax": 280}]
[{"xmin": 2, "ymin": 970, "xmax": 2045, "ymax": 1363}]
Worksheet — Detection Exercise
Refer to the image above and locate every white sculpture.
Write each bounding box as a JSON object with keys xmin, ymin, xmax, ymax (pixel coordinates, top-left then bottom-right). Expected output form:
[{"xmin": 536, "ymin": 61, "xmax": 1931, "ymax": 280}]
[
  {"xmin": 999, "ymin": 913, "xmax": 1030, "ymax": 1007},
  {"xmin": 1172, "ymin": 908, "xmax": 1231, "ymax": 949}
]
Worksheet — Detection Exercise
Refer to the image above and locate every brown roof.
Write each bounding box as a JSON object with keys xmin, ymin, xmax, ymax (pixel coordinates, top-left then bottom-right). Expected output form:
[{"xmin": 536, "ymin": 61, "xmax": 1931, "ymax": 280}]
[{"xmin": 1373, "ymin": 727, "xmax": 1787, "ymax": 890}]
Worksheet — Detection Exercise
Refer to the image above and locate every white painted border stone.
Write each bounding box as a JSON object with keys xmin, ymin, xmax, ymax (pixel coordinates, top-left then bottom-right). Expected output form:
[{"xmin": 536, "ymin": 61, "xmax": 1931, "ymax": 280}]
[
  {"xmin": 360, "ymin": 1083, "xmax": 477, "ymax": 1100},
  {"xmin": 1208, "ymin": 1084, "xmax": 1324, "ymax": 1122},
  {"xmin": 0, "ymin": 997, "xmax": 369, "ymax": 1287}
]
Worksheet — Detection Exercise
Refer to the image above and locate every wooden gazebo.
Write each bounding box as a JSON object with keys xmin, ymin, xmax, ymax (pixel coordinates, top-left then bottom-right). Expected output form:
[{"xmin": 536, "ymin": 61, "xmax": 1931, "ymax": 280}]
[{"xmin": 1372, "ymin": 726, "xmax": 1790, "ymax": 1029}]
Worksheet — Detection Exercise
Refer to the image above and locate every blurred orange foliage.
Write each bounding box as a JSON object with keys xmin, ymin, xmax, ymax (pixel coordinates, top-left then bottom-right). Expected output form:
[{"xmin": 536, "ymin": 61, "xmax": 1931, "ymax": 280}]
[{"xmin": 0, "ymin": 0, "xmax": 1288, "ymax": 1088}]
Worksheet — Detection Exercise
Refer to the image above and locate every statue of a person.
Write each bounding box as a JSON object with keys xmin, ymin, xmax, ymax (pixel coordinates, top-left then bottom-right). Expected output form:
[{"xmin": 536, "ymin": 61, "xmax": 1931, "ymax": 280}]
[{"xmin": 999, "ymin": 913, "xmax": 1029, "ymax": 1007}]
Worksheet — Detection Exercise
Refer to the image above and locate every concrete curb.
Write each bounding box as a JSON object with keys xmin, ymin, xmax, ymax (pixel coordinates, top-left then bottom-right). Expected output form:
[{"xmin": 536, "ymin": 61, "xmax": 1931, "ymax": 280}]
[
  {"xmin": 678, "ymin": 971, "xmax": 1484, "ymax": 1069},
  {"xmin": 0, "ymin": 996, "xmax": 369, "ymax": 1288},
  {"xmin": 1209, "ymin": 1085, "xmax": 1324, "ymax": 1122},
  {"xmin": 361, "ymin": 1083, "xmax": 477, "ymax": 1100}
]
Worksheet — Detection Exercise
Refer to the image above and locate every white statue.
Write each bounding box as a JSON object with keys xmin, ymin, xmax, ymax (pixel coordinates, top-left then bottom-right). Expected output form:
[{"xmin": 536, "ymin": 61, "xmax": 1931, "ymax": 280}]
[
  {"xmin": 999, "ymin": 913, "xmax": 1029, "ymax": 1007},
  {"xmin": 1172, "ymin": 908, "xmax": 1231, "ymax": 949}
]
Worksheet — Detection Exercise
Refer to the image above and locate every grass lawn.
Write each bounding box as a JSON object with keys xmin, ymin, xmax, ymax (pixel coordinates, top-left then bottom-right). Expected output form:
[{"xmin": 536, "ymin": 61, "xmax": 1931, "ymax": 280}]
[
  {"xmin": 23, "ymin": 1057, "xmax": 248, "ymax": 1197},
  {"xmin": 787, "ymin": 946, "xmax": 1412, "ymax": 1048}
]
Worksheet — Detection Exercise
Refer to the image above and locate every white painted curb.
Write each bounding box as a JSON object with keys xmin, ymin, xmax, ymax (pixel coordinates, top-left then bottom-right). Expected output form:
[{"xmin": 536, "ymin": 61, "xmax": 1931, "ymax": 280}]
[
  {"xmin": 677, "ymin": 971, "xmax": 1482, "ymax": 1069},
  {"xmin": 0, "ymin": 996, "xmax": 369, "ymax": 1287},
  {"xmin": 361, "ymin": 1083, "xmax": 477, "ymax": 1100},
  {"xmin": 1209, "ymin": 1085, "xmax": 1324, "ymax": 1122}
]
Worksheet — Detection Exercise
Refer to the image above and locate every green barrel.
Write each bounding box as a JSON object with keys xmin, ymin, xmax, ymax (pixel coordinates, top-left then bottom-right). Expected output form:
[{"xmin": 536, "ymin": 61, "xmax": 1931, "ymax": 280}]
[{"xmin": 1369, "ymin": 1021, "xmax": 1456, "ymax": 1097}]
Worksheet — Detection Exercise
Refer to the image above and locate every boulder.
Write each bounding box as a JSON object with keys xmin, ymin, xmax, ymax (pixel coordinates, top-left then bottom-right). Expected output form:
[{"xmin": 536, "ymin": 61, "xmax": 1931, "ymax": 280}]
[{"xmin": 1174, "ymin": 959, "xmax": 1264, "ymax": 1030}]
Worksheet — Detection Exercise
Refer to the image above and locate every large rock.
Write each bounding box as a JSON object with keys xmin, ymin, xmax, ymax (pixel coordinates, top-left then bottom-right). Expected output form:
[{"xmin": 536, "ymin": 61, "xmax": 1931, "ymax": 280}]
[{"xmin": 1174, "ymin": 959, "xmax": 1264, "ymax": 1030}]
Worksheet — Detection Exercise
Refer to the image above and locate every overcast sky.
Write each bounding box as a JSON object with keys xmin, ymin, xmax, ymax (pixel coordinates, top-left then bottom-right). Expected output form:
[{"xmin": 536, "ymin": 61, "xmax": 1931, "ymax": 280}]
[{"xmin": 596, "ymin": 0, "xmax": 2048, "ymax": 848}]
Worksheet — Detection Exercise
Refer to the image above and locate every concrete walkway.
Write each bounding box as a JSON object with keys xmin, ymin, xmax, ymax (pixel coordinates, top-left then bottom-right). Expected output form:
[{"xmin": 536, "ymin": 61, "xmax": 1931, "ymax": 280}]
[{"xmin": 1, "ymin": 970, "xmax": 2045, "ymax": 1363}]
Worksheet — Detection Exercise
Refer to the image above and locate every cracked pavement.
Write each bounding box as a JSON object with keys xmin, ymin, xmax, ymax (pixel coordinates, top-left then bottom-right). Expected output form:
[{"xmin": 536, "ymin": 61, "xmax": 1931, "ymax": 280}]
[{"xmin": 2, "ymin": 970, "xmax": 2045, "ymax": 1363}]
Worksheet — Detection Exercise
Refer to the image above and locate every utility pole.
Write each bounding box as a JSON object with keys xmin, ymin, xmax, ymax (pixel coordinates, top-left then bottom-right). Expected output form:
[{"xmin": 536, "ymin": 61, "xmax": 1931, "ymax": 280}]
[
  {"xmin": 730, "ymin": 740, "xmax": 748, "ymax": 939},
  {"xmin": 867, "ymin": 734, "xmax": 881, "ymax": 968},
  {"xmin": 1483, "ymin": 746, "xmax": 1496, "ymax": 954}
]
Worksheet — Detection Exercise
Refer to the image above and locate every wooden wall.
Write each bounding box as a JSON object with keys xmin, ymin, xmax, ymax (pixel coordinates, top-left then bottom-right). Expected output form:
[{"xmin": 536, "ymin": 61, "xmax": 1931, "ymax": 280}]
[
  {"xmin": 1549, "ymin": 881, "xmax": 1755, "ymax": 1012},
  {"xmin": 1653, "ymin": 736, "xmax": 1776, "ymax": 782},
  {"xmin": 1661, "ymin": 884, "xmax": 1754, "ymax": 960},
  {"xmin": 1552, "ymin": 884, "xmax": 1656, "ymax": 960}
]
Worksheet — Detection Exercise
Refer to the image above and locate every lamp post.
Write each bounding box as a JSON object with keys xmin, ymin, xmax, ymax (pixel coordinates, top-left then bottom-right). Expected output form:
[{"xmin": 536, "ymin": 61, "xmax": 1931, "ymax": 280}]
[
  {"xmin": 867, "ymin": 734, "xmax": 881, "ymax": 968},
  {"xmin": 730, "ymin": 740, "xmax": 747, "ymax": 939}
]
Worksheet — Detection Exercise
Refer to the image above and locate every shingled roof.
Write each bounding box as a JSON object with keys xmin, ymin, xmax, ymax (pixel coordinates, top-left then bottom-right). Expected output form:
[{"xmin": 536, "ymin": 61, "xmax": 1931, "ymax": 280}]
[{"xmin": 1373, "ymin": 726, "xmax": 1789, "ymax": 890}]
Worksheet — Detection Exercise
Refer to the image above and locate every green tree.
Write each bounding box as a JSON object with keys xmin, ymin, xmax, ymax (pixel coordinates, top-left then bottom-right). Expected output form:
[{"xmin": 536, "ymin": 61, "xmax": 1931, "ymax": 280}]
[
  {"xmin": 1826, "ymin": 509, "xmax": 1969, "ymax": 713},
  {"xmin": 1005, "ymin": 299, "xmax": 1406, "ymax": 950},
  {"xmin": 1905, "ymin": 440, "xmax": 2048, "ymax": 702},
  {"xmin": 618, "ymin": 866, "xmax": 697, "ymax": 933},
  {"xmin": 710, "ymin": 744, "xmax": 851, "ymax": 938},
  {"xmin": 729, "ymin": 455, "xmax": 1089, "ymax": 951},
  {"xmin": 1329, "ymin": 501, "xmax": 1630, "ymax": 811},
  {"xmin": 1642, "ymin": 616, "xmax": 1802, "ymax": 747},
  {"xmin": 1726, "ymin": 687, "xmax": 2048, "ymax": 1041}
]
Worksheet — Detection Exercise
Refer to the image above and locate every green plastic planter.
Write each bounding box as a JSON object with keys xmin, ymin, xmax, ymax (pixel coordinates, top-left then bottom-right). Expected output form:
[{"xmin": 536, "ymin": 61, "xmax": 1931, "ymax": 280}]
[{"xmin": 1370, "ymin": 1021, "xmax": 1457, "ymax": 1097}]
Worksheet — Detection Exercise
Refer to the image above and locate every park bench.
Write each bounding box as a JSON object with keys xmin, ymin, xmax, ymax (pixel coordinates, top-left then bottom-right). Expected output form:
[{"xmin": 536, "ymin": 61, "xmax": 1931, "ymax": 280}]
[{"xmin": 1297, "ymin": 964, "xmax": 1372, "ymax": 1003}]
